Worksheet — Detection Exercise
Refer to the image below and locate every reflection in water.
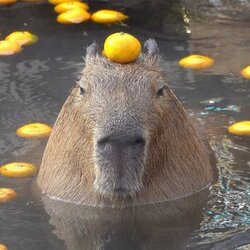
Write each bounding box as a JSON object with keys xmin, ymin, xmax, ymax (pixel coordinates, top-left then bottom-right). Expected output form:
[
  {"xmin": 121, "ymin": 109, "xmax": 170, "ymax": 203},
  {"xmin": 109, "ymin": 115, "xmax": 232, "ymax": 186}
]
[
  {"xmin": 41, "ymin": 188, "xmax": 209, "ymax": 250},
  {"xmin": 181, "ymin": 0, "xmax": 250, "ymax": 22},
  {"xmin": 186, "ymin": 19, "xmax": 250, "ymax": 76},
  {"xmin": 0, "ymin": 58, "xmax": 59, "ymax": 167},
  {"xmin": 190, "ymin": 135, "xmax": 250, "ymax": 247}
]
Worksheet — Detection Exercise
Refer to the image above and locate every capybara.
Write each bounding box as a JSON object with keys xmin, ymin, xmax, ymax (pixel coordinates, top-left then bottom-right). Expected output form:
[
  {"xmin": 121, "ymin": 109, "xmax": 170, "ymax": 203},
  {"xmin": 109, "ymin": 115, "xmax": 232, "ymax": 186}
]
[{"xmin": 37, "ymin": 39, "xmax": 214, "ymax": 207}]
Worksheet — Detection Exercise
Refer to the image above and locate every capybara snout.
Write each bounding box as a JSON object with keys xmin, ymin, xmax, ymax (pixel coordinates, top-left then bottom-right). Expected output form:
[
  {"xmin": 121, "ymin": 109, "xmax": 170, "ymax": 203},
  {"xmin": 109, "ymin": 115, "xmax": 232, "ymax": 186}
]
[
  {"xmin": 94, "ymin": 104, "xmax": 148, "ymax": 196},
  {"xmin": 94, "ymin": 126, "xmax": 146, "ymax": 196},
  {"xmin": 96, "ymin": 133, "xmax": 146, "ymax": 149}
]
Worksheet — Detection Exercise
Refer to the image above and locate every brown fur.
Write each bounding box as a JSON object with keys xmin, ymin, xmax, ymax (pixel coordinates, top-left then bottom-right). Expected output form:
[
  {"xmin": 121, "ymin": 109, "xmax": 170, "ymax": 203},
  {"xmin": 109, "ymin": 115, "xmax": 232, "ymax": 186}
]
[{"xmin": 37, "ymin": 47, "xmax": 213, "ymax": 207}]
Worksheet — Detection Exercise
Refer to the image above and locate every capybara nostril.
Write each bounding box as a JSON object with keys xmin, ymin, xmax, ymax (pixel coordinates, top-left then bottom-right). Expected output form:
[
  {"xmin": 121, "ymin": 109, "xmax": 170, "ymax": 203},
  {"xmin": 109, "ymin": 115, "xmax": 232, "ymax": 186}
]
[
  {"xmin": 131, "ymin": 137, "xmax": 146, "ymax": 148},
  {"xmin": 97, "ymin": 134, "xmax": 145, "ymax": 151},
  {"xmin": 97, "ymin": 136, "xmax": 110, "ymax": 148},
  {"xmin": 113, "ymin": 186, "xmax": 126, "ymax": 193}
]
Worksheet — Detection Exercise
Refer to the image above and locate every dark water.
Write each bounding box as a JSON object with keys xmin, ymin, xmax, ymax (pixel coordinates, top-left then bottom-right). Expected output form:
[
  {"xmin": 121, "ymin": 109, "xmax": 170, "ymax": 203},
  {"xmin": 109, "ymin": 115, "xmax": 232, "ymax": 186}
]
[{"xmin": 0, "ymin": 1, "xmax": 249, "ymax": 249}]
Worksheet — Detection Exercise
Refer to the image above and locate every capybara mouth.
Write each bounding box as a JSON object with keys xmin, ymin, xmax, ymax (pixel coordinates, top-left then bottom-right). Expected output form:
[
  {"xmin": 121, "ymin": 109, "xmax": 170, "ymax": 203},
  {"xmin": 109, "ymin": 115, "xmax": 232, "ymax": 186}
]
[
  {"xmin": 99, "ymin": 189, "xmax": 131, "ymax": 198},
  {"xmin": 97, "ymin": 190, "xmax": 137, "ymax": 201},
  {"xmin": 94, "ymin": 180, "xmax": 141, "ymax": 199}
]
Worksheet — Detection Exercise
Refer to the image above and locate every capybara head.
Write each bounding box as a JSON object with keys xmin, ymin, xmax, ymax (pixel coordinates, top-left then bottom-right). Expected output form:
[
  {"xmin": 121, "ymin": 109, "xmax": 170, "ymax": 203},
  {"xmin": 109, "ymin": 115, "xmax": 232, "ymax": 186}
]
[{"xmin": 37, "ymin": 39, "xmax": 213, "ymax": 207}]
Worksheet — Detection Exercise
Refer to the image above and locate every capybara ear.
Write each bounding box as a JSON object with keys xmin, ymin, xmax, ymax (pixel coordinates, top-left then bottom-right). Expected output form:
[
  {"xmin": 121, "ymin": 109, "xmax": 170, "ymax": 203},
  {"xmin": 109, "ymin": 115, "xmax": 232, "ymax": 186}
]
[
  {"xmin": 86, "ymin": 42, "xmax": 99, "ymax": 59},
  {"xmin": 144, "ymin": 39, "xmax": 159, "ymax": 56}
]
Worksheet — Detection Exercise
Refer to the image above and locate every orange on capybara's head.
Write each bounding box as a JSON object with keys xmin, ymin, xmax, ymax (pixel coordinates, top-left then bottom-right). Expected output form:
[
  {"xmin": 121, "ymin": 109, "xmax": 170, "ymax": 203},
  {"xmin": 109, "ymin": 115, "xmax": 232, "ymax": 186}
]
[{"xmin": 37, "ymin": 39, "xmax": 213, "ymax": 207}]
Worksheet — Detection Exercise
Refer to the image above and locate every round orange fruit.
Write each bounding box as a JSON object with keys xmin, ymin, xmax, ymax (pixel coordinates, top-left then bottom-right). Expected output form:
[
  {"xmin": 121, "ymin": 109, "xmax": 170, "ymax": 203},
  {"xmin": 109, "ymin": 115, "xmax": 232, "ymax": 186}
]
[
  {"xmin": 16, "ymin": 123, "xmax": 52, "ymax": 139},
  {"xmin": 178, "ymin": 54, "xmax": 214, "ymax": 70},
  {"xmin": 54, "ymin": 1, "xmax": 89, "ymax": 13},
  {"xmin": 5, "ymin": 31, "xmax": 38, "ymax": 46},
  {"xmin": 0, "ymin": 40, "xmax": 22, "ymax": 56},
  {"xmin": 91, "ymin": 9, "xmax": 128, "ymax": 24},
  {"xmin": 57, "ymin": 8, "xmax": 90, "ymax": 24},
  {"xmin": 241, "ymin": 65, "xmax": 250, "ymax": 79},
  {"xmin": 0, "ymin": 162, "xmax": 37, "ymax": 178},
  {"xmin": 104, "ymin": 32, "xmax": 141, "ymax": 63},
  {"xmin": 0, "ymin": 188, "xmax": 17, "ymax": 203},
  {"xmin": 0, "ymin": 0, "xmax": 17, "ymax": 4},
  {"xmin": 228, "ymin": 121, "xmax": 250, "ymax": 136},
  {"xmin": 48, "ymin": 0, "xmax": 81, "ymax": 5},
  {"xmin": 0, "ymin": 243, "xmax": 8, "ymax": 250}
]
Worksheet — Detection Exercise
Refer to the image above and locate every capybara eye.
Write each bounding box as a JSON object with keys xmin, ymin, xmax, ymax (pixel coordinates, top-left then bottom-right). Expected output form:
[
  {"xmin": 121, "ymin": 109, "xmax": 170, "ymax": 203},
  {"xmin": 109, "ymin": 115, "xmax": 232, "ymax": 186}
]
[
  {"xmin": 79, "ymin": 87, "xmax": 85, "ymax": 95},
  {"xmin": 133, "ymin": 137, "xmax": 146, "ymax": 147},
  {"xmin": 156, "ymin": 86, "xmax": 167, "ymax": 97}
]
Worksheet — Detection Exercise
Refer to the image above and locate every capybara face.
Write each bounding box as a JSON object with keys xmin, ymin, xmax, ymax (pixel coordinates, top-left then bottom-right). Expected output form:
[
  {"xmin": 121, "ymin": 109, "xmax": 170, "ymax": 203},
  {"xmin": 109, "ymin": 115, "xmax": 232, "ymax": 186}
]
[
  {"xmin": 76, "ymin": 45, "xmax": 166, "ymax": 197},
  {"xmin": 37, "ymin": 40, "xmax": 213, "ymax": 206}
]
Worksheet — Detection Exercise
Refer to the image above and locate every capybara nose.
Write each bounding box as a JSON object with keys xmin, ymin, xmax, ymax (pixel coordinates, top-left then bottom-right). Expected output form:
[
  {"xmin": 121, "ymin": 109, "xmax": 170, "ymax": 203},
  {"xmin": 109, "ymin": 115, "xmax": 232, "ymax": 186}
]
[
  {"xmin": 97, "ymin": 134, "xmax": 146, "ymax": 152},
  {"xmin": 113, "ymin": 185, "xmax": 126, "ymax": 193}
]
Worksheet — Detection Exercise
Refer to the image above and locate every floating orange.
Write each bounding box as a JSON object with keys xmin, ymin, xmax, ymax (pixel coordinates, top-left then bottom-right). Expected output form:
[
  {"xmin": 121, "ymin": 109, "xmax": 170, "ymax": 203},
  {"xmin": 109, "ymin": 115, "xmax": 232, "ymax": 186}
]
[
  {"xmin": 48, "ymin": 0, "xmax": 81, "ymax": 5},
  {"xmin": 54, "ymin": 1, "xmax": 89, "ymax": 13},
  {"xmin": 16, "ymin": 123, "xmax": 52, "ymax": 139},
  {"xmin": 241, "ymin": 65, "xmax": 250, "ymax": 79},
  {"xmin": 104, "ymin": 32, "xmax": 141, "ymax": 63},
  {"xmin": 0, "ymin": 244, "xmax": 8, "ymax": 250},
  {"xmin": 228, "ymin": 121, "xmax": 250, "ymax": 136},
  {"xmin": 0, "ymin": 162, "xmax": 37, "ymax": 178},
  {"xmin": 0, "ymin": 243, "xmax": 8, "ymax": 250},
  {"xmin": 0, "ymin": 40, "xmax": 22, "ymax": 56},
  {"xmin": 0, "ymin": 0, "xmax": 17, "ymax": 4},
  {"xmin": 178, "ymin": 54, "xmax": 214, "ymax": 70},
  {"xmin": 5, "ymin": 31, "xmax": 38, "ymax": 46},
  {"xmin": 20, "ymin": 0, "xmax": 46, "ymax": 2},
  {"xmin": 91, "ymin": 9, "xmax": 128, "ymax": 24},
  {"xmin": 0, "ymin": 188, "xmax": 17, "ymax": 203},
  {"xmin": 57, "ymin": 8, "xmax": 90, "ymax": 24}
]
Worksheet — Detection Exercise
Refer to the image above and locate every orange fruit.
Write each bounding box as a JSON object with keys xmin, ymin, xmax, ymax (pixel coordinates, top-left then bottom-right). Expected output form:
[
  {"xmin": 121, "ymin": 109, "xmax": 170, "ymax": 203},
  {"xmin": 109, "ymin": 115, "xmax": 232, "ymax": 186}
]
[
  {"xmin": 241, "ymin": 65, "xmax": 250, "ymax": 79},
  {"xmin": 16, "ymin": 123, "xmax": 52, "ymax": 138},
  {"xmin": 178, "ymin": 54, "xmax": 214, "ymax": 70},
  {"xmin": 91, "ymin": 9, "xmax": 128, "ymax": 24},
  {"xmin": 0, "ymin": 243, "xmax": 8, "ymax": 250},
  {"xmin": 104, "ymin": 32, "xmax": 141, "ymax": 63},
  {"xmin": 20, "ymin": 0, "xmax": 45, "ymax": 2},
  {"xmin": 0, "ymin": 163, "xmax": 37, "ymax": 178},
  {"xmin": 57, "ymin": 8, "xmax": 90, "ymax": 24},
  {"xmin": 0, "ymin": 0, "xmax": 16, "ymax": 4},
  {"xmin": 48, "ymin": 0, "xmax": 80, "ymax": 4},
  {"xmin": 0, "ymin": 244, "xmax": 7, "ymax": 250},
  {"xmin": 54, "ymin": 1, "xmax": 89, "ymax": 13},
  {"xmin": 0, "ymin": 162, "xmax": 37, "ymax": 178},
  {"xmin": 0, "ymin": 40, "xmax": 22, "ymax": 56},
  {"xmin": 5, "ymin": 31, "xmax": 38, "ymax": 46},
  {"xmin": 0, "ymin": 188, "xmax": 17, "ymax": 203},
  {"xmin": 228, "ymin": 121, "xmax": 250, "ymax": 136}
]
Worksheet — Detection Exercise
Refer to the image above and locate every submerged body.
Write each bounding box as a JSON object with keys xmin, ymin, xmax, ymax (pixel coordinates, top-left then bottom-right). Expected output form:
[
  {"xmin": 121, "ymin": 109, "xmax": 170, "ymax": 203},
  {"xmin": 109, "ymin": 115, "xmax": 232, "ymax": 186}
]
[
  {"xmin": 41, "ymin": 188, "xmax": 209, "ymax": 250},
  {"xmin": 37, "ymin": 40, "xmax": 214, "ymax": 207}
]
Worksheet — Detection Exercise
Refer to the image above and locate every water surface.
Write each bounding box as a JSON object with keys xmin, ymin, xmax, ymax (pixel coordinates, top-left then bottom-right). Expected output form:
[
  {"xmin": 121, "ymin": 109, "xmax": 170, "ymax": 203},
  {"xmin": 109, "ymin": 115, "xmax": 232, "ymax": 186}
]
[{"xmin": 0, "ymin": 1, "xmax": 249, "ymax": 249}]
